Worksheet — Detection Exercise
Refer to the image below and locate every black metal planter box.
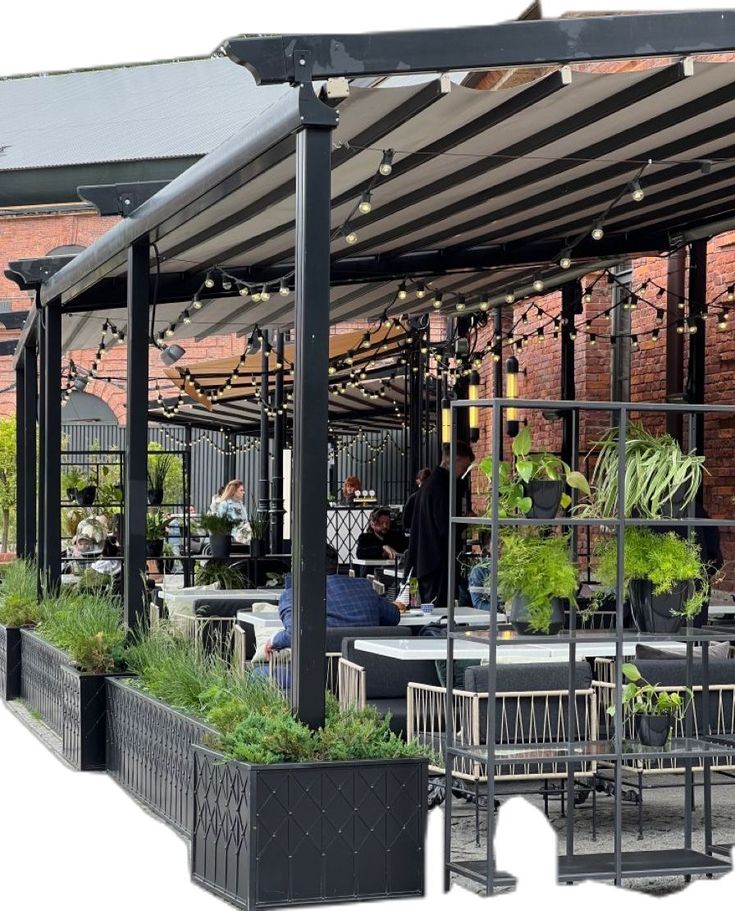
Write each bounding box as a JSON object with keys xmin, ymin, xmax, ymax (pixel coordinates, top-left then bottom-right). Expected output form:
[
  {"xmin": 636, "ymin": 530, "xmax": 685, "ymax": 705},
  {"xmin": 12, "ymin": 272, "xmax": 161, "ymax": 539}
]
[
  {"xmin": 106, "ymin": 678, "xmax": 216, "ymax": 834},
  {"xmin": 191, "ymin": 746, "xmax": 428, "ymax": 909},
  {"xmin": 61, "ymin": 665, "xmax": 130, "ymax": 771},
  {"xmin": 19, "ymin": 629, "xmax": 68, "ymax": 736},
  {"xmin": 0, "ymin": 624, "xmax": 22, "ymax": 700}
]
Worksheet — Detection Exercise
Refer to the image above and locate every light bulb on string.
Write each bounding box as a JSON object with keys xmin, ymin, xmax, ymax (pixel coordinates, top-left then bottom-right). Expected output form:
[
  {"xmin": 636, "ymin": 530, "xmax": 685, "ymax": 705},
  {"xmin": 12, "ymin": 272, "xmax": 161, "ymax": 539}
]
[
  {"xmin": 559, "ymin": 254, "xmax": 572, "ymax": 270},
  {"xmin": 591, "ymin": 220, "xmax": 604, "ymax": 241},
  {"xmin": 192, "ymin": 295, "xmax": 203, "ymax": 310},
  {"xmin": 415, "ymin": 281, "xmax": 426, "ymax": 299},
  {"xmin": 379, "ymin": 150, "xmax": 394, "ymax": 176},
  {"xmin": 532, "ymin": 276, "xmax": 544, "ymax": 293},
  {"xmin": 358, "ymin": 191, "xmax": 373, "ymax": 215},
  {"xmin": 583, "ymin": 288, "xmax": 592, "ymax": 305},
  {"xmin": 629, "ymin": 179, "xmax": 645, "ymax": 202},
  {"xmin": 204, "ymin": 274, "xmax": 215, "ymax": 289},
  {"xmin": 279, "ymin": 279, "xmax": 289, "ymax": 297},
  {"xmin": 432, "ymin": 293, "xmax": 443, "ymax": 310},
  {"xmin": 261, "ymin": 286, "xmax": 271, "ymax": 301},
  {"xmin": 397, "ymin": 281, "xmax": 408, "ymax": 300},
  {"xmin": 728, "ymin": 286, "xmax": 735, "ymax": 303},
  {"xmin": 479, "ymin": 296, "xmax": 489, "ymax": 311},
  {"xmin": 455, "ymin": 295, "xmax": 466, "ymax": 312},
  {"xmin": 222, "ymin": 277, "xmax": 232, "ymax": 291},
  {"xmin": 182, "ymin": 310, "xmax": 192, "ymax": 325},
  {"xmin": 239, "ymin": 284, "xmax": 249, "ymax": 297},
  {"xmin": 718, "ymin": 312, "xmax": 729, "ymax": 330},
  {"xmin": 344, "ymin": 229, "xmax": 358, "ymax": 245},
  {"xmin": 505, "ymin": 291, "xmax": 515, "ymax": 304}
]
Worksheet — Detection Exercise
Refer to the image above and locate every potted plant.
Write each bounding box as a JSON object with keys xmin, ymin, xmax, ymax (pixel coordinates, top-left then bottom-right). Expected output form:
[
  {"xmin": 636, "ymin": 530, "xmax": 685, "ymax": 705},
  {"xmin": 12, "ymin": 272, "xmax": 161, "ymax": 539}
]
[
  {"xmin": 607, "ymin": 663, "xmax": 692, "ymax": 747},
  {"xmin": 63, "ymin": 466, "xmax": 97, "ymax": 506},
  {"xmin": 147, "ymin": 452, "xmax": 175, "ymax": 506},
  {"xmin": 146, "ymin": 510, "xmax": 172, "ymax": 559},
  {"xmin": 194, "ymin": 561, "xmax": 248, "ymax": 589},
  {"xmin": 198, "ymin": 512, "xmax": 239, "ymax": 560},
  {"xmin": 495, "ymin": 530, "xmax": 578, "ymax": 634},
  {"xmin": 480, "ymin": 426, "xmax": 590, "ymax": 519},
  {"xmin": 593, "ymin": 527, "xmax": 708, "ymax": 633},
  {"xmin": 0, "ymin": 559, "xmax": 41, "ymax": 700},
  {"xmin": 582, "ymin": 424, "xmax": 705, "ymax": 519},
  {"xmin": 248, "ymin": 508, "xmax": 269, "ymax": 559}
]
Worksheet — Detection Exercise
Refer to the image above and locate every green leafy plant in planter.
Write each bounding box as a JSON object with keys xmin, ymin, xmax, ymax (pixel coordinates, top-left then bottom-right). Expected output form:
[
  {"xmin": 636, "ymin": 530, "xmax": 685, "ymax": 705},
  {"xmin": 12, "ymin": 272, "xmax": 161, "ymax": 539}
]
[
  {"xmin": 0, "ymin": 558, "xmax": 41, "ymax": 628},
  {"xmin": 607, "ymin": 663, "xmax": 692, "ymax": 747},
  {"xmin": 591, "ymin": 527, "xmax": 708, "ymax": 631},
  {"xmin": 194, "ymin": 561, "xmax": 248, "ymax": 589},
  {"xmin": 37, "ymin": 591, "xmax": 126, "ymax": 673},
  {"xmin": 147, "ymin": 452, "xmax": 176, "ymax": 506},
  {"xmin": 479, "ymin": 426, "xmax": 589, "ymax": 518},
  {"xmin": 146, "ymin": 510, "xmax": 172, "ymax": 559},
  {"xmin": 198, "ymin": 513, "xmax": 239, "ymax": 536},
  {"xmin": 62, "ymin": 466, "xmax": 97, "ymax": 506},
  {"xmin": 495, "ymin": 530, "xmax": 578, "ymax": 634},
  {"xmin": 581, "ymin": 424, "xmax": 705, "ymax": 519},
  {"xmin": 147, "ymin": 443, "xmax": 184, "ymax": 505},
  {"xmin": 248, "ymin": 505, "xmax": 269, "ymax": 553}
]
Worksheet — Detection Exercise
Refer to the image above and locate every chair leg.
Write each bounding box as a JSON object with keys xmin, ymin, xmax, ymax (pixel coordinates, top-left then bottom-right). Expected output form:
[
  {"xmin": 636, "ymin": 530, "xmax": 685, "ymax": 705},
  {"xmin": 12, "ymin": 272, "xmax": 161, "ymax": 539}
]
[
  {"xmin": 560, "ymin": 784, "xmax": 566, "ymax": 818},
  {"xmin": 475, "ymin": 781, "xmax": 481, "ymax": 847},
  {"xmin": 592, "ymin": 781, "xmax": 597, "ymax": 842},
  {"xmin": 637, "ymin": 772, "xmax": 644, "ymax": 841},
  {"xmin": 543, "ymin": 779, "xmax": 549, "ymax": 817}
]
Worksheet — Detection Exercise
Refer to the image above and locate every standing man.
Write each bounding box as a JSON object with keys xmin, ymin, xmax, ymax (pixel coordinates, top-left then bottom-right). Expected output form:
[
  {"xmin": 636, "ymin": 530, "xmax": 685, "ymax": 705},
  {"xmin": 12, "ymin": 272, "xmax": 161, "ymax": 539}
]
[{"xmin": 407, "ymin": 441, "xmax": 474, "ymax": 606}]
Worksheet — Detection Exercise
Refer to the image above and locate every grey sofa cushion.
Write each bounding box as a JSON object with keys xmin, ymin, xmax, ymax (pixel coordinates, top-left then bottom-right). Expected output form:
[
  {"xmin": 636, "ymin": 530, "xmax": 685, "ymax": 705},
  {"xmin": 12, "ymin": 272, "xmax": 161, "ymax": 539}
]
[
  {"xmin": 342, "ymin": 638, "xmax": 439, "ymax": 698},
  {"xmin": 194, "ymin": 598, "xmax": 265, "ymax": 618},
  {"xmin": 635, "ymin": 642, "xmax": 730, "ymax": 661},
  {"xmin": 464, "ymin": 662, "xmax": 594, "ymax": 746}
]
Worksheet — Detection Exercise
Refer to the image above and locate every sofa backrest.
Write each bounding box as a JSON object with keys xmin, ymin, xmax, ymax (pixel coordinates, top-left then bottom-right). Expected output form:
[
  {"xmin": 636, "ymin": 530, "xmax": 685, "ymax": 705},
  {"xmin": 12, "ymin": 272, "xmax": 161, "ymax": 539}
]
[
  {"xmin": 464, "ymin": 662, "xmax": 594, "ymax": 745},
  {"xmin": 342, "ymin": 638, "xmax": 439, "ymax": 698},
  {"xmin": 325, "ymin": 626, "xmax": 410, "ymax": 652}
]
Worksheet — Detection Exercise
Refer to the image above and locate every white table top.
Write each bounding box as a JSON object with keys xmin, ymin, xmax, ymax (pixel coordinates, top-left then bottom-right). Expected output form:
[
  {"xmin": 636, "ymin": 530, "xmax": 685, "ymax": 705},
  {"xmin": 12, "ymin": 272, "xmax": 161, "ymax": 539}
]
[
  {"xmin": 351, "ymin": 557, "xmax": 398, "ymax": 567},
  {"xmin": 162, "ymin": 587, "xmax": 281, "ymax": 604},
  {"xmin": 709, "ymin": 602, "xmax": 735, "ymax": 617},
  {"xmin": 353, "ymin": 638, "xmax": 684, "ymax": 662},
  {"xmin": 236, "ymin": 606, "xmax": 499, "ymax": 631}
]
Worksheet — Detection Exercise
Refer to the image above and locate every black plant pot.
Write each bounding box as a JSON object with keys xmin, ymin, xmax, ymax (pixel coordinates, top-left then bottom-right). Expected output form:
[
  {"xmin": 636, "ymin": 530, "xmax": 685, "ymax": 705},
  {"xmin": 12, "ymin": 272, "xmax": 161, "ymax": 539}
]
[
  {"xmin": 191, "ymin": 747, "xmax": 428, "ymax": 908},
  {"xmin": 147, "ymin": 487, "xmax": 164, "ymax": 506},
  {"xmin": 61, "ymin": 665, "xmax": 130, "ymax": 771},
  {"xmin": 637, "ymin": 713, "xmax": 671, "ymax": 748},
  {"xmin": 250, "ymin": 537, "xmax": 265, "ymax": 559},
  {"xmin": 509, "ymin": 594, "xmax": 564, "ymax": 635},
  {"xmin": 146, "ymin": 539, "xmax": 164, "ymax": 559},
  {"xmin": 523, "ymin": 479, "xmax": 563, "ymax": 519},
  {"xmin": 0, "ymin": 624, "xmax": 22, "ymax": 700},
  {"xmin": 74, "ymin": 485, "xmax": 97, "ymax": 507},
  {"xmin": 659, "ymin": 484, "xmax": 690, "ymax": 520},
  {"xmin": 66, "ymin": 487, "xmax": 76, "ymax": 502},
  {"xmin": 629, "ymin": 579, "xmax": 688, "ymax": 634},
  {"xmin": 209, "ymin": 533, "xmax": 232, "ymax": 560}
]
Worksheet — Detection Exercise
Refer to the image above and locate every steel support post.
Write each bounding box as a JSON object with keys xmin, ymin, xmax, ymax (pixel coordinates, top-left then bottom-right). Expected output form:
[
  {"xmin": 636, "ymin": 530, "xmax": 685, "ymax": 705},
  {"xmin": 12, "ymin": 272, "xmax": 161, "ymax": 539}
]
[
  {"xmin": 259, "ymin": 329, "xmax": 270, "ymax": 552},
  {"xmin": 42, "ymin": 299, "xmax": 62, "ymax": 588},
  {"xmin": 560, "ymin": 281, "xmax": 580, "ymax": 468},
  {"xmin": 223, "ymin": 432, "xmax": 236, "ymax": 482},
  {"xmin": 408, "ymin": 337, "xmax": 423, "ymax": 484},
  {"xmin": 124, "ymin": 238, "xmax": 150, "ymax": 630},
  {"xmin": 493, "ymin": 306, "xmax": 504, "ymax": 461},
  {"xmin": 290, "ymin": 84, "xmax": 338, "ymax": 729},
  {"xmin": 15, "ymin": 351, "xmax": 26, "ymax": 558},
  {"xmin": 23, "ymin": 342, "xmax": 37, "ymax": 560},
  {"xmin": 686, "ymin": 239, "xmax": 707, "ymax": 510},
  {"xmin": 37, "ymin": 310, "xmax": 46, "ymax": 573},
  {"xmin": 270, "ymin": 330, "xmax": 285, "ymax": 553},
  {"xmin": 666, "ymin": 248, "xmax": 687, "ymax": 440}
]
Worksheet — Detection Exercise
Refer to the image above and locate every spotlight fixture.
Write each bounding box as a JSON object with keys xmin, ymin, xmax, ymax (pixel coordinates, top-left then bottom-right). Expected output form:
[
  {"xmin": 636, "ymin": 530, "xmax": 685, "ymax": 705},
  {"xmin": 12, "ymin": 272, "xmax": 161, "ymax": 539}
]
[
  {"xmin": 591, "ymin": 220, "xmax": 604, "ymax": 241},
  {"xmin": 379, "ymin": 150, "xmax": 394, "ymax": 177},
  {"xmin": 358, "ymin": 191, "xmax": 373, "ymax": 215},
  {"xmin": 160, "ymin": 344, "xmax": 186, "ymax": 366},
  {"xmin": 629, "ymin": 179, "xmax": 645, "ymax": 202},
  {"xmin": 72, "ymin": 376, "xmax": 88, "ymax": 392}
]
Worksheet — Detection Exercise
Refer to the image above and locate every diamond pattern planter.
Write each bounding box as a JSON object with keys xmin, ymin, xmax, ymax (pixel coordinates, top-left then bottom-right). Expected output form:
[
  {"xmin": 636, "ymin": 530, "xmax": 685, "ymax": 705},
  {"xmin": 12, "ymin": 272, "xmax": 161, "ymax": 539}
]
[
  {"xmin": 61, "ymin": 666, "xmax": 130, "ymax": 771},
  {"xmin": 191, "ymin": 746, "xmax": 428, "ymax": 909},
  {"xmin": 106, "ymin": 679, "xmax": 215, "ymax": 834},
  {"xmin": 0, "ymin": 624, "xmax": 22, "ymax": 701},
  {"xmin": 20, "ymin": 629, "xmax": 67, "ymax": 736}
]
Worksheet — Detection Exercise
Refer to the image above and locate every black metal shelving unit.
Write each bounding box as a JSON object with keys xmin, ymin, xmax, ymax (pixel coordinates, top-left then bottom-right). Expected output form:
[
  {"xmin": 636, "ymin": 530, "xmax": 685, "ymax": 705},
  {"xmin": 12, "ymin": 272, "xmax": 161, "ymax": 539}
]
[{"xmin": 445, "ymin": 397, "xmax": 735, "ymax": 893}]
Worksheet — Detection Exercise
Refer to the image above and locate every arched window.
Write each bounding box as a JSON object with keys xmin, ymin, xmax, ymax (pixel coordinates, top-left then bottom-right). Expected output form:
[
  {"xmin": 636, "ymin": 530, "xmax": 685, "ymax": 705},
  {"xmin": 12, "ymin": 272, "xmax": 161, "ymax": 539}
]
[
  {"xmin": 46, "ymin": 244, "xmax": 86, "ymax": 256},
  {"xmin": 62, "ymin": 390, "xmax": 118, "ymax": 424}
]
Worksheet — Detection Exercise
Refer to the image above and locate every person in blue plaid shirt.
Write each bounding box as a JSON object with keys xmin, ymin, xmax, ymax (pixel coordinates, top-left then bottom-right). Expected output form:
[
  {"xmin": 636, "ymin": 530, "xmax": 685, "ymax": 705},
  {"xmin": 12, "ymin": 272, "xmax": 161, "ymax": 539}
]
[{"xmin": 265, "ymin": 544, "xmax": 400, "ymax": 654}]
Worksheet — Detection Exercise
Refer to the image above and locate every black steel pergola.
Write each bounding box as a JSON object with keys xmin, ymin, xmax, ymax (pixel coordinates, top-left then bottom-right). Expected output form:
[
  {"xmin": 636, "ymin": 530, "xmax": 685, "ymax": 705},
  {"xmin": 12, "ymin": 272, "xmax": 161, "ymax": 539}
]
[{"xmin": 11, "ymin": 11, "xmax": 735, "ymax": 736}]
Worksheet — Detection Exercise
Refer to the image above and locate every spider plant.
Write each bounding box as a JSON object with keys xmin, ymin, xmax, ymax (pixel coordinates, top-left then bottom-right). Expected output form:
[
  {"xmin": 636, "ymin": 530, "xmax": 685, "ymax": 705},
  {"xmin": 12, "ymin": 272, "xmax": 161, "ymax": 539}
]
[
  {"xmin": 580, "ymin": 424, "xmax": 705, "ymax": 519},
  {"xmin": 147, "ymin": 452, "xmax": 175, "ymax": 495}
]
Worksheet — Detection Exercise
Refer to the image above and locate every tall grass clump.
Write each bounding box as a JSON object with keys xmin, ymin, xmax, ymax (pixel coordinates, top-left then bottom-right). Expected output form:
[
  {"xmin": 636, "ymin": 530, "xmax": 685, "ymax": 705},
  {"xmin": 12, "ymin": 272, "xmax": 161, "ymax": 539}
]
[
  {"xmin": 0, "ymin": 559, "xmax": 41, "ymax": 628},
  {"xmin": 37, "ymin": 590, "xmax": 126, "ymax": 673}
]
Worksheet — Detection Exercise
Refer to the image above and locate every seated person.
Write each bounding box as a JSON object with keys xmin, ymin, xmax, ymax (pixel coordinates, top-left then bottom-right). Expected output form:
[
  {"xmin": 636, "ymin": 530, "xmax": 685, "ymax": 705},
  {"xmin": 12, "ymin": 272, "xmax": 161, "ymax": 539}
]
[
  {"xmin": 340, "ymin": 475, "xmax": 362, "ymax": 506},
  {"xmin": 62, "ymin": 517, "xmax": 107, "ymax": 573},
  {"xmin": 265, "ymin": 544, "xmax": 400, "ymax": 655},
  {"xmin": 356, "ymin": 507, "xmax": 408, "ymax": 560}
]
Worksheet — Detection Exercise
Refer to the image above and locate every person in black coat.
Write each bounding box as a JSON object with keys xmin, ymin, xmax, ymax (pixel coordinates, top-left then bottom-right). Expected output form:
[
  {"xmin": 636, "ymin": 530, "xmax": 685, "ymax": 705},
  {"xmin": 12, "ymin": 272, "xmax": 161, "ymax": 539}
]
[
  {"xmin": 407, "ymin": 441, "xmax": 474, "ymax": 607},
  {"xmin": 356, "ymin": 508, "xmax": 408, "ymax": 560},
  {"xmin": 402, "ymin": 468, "xmax": 432, "ymax": 533}
]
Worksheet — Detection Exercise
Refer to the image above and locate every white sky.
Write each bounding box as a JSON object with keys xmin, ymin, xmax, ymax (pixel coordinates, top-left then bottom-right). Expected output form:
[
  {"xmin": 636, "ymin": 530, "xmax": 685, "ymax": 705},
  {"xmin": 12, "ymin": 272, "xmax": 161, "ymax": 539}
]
[{"xmin": 1, "ymin": 1, "xmax": 735, "ymax": 78}]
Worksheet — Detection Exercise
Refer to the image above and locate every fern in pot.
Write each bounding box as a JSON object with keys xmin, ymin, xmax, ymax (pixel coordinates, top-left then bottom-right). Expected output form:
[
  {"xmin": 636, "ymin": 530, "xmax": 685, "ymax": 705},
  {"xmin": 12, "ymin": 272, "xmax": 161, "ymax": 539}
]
[
  {"xmin": 593, "ymin": 527, "xmax": 708, "ymax": 633},
  {"xmin": 147, "ymin": 452, "xmax": 175, "ymax": 506},
  {"xmin": 495, "ymin": 530, "xmax": 578, "ymax": 634},
  {"xmin": 248, "ymin": 506, "xmax": 269, "ymax": 559},
  {"xmin": 582, "ymin": 424, "xmax": 704, "ymax": 519}
]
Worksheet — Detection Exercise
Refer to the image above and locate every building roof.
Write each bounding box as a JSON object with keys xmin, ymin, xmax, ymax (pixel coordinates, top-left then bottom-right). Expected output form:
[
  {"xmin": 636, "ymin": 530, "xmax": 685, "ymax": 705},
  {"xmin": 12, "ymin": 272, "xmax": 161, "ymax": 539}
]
[{"xmin": 0, "ymin": 56, "xmax": 290, "ymax": 172}]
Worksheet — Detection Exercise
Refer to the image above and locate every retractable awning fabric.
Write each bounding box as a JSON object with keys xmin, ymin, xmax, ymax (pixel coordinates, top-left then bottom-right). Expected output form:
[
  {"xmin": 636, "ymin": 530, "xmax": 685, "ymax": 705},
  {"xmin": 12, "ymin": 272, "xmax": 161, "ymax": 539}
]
[{"xmin": 40, "ymin": 56, "xmax": 735, "ymax": 352}]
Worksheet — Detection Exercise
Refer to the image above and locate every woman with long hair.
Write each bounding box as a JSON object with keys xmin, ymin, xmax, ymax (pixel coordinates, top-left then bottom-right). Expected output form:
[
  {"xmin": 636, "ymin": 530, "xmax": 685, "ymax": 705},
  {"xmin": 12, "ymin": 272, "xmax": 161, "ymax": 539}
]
[{"xmin": 215, "ymin": 479, "xmax": 251, "ymax": 544}]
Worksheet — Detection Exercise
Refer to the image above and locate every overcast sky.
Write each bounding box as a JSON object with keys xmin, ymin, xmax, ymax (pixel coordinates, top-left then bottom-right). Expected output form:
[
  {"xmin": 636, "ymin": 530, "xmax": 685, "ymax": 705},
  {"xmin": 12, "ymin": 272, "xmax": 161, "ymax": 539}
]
[{"xmin": 1, "ymin": 1, "xmax": 734, "ymax": 78}]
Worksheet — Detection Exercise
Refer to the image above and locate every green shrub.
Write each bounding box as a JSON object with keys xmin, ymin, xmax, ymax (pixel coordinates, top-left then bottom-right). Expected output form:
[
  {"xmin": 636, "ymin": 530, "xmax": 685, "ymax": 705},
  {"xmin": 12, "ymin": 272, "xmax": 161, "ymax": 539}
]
[
  {"xmin": 38, "ymin": 591, "xmax": 125, "ymax": 673},
  {"xmin": 0, "ymin": 559, "xmax": 40, "ymax": 627},
  {"xmin": 220, "ymin": 712, "xmax": 317, "ymax": 764},
  {"xmin": 194, "ymin": 561, "xmax": 248, "ymax": 589}
]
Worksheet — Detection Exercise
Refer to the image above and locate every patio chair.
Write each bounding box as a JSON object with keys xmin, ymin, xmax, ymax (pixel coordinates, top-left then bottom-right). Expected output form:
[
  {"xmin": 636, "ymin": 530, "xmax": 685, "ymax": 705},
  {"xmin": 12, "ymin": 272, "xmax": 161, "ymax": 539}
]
[
  {"xmin": 406, "ymin": 661, "xmax": 598, "ymax": 843},
  {"xmin": 170, "ymin": 610, "xmax": 238, "ymax": 661},
  {"xmin": 592, "ymin": 657, "xmax": 735, "ymax": 839}
]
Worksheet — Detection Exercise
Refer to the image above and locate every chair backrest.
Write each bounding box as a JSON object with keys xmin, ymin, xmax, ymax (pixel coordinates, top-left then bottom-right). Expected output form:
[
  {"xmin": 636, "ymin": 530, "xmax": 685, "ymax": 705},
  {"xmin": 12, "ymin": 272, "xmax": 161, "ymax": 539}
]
[
  {"xmin": 342, "ymin": 637, "xmax": 439, "ymax": 698},
  {"xmin": 194, "ymin": 597, "xmax": 276, "ymax": 618},
  {"xmin": 464, "ymin": 662, "xmax": 594, "ymax": 745}
]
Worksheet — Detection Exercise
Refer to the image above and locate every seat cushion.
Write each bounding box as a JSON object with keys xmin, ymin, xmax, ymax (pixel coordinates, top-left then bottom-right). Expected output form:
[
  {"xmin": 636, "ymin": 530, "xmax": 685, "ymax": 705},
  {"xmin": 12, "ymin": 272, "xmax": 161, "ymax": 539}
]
[
  {"xmin": 635, "ymin": 642, "xmax": 731, "ymax": 661},
  {"xmin": 369, "ymin": 697, "xmax": 408, "ymax": 736},
  {"xmin": 464, "ymin": 661, "xmax": 593, "ymax": 694}
]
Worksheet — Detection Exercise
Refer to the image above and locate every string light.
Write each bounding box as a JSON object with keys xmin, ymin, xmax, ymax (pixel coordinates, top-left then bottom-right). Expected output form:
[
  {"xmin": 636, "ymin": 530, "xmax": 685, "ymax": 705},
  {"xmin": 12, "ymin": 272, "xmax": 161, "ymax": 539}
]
[
  {"xmin": 629, "ymin": 178, "xmax": 645, "ymax": 202},
  {"xmin": 591, "ymin": 220, "xmax": 604, "ymax": 241},
  {"xmin": 379, "ymin": 150, "xmax": 394, "ymax": 176},
  {"xmin": 358, "ymin": 191, "xmax": 373, "ymax": 214}
]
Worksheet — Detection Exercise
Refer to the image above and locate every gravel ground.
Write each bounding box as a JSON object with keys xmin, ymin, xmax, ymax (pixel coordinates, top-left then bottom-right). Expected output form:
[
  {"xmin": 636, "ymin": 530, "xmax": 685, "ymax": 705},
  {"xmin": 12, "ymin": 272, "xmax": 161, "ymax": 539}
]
[{"xmin": 448, "ymin": 775, "xmax": 735, "ymax": 896}]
